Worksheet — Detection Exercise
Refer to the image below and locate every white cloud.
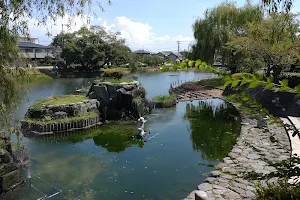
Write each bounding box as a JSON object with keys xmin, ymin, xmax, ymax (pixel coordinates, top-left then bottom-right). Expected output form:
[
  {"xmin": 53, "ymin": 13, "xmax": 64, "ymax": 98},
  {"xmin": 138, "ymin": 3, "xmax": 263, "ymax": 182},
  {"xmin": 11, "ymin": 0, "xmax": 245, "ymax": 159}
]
[
  {"xmin": 109, "ymin": 16, "xmax": 193, "ymax": 52},
  {"xmin": 27, "ymin": 14, "xmax": 92, "ymax": 44},
  {"xmin": 27, "ymin": 15, "xmax": 193, "ymax": 52}
]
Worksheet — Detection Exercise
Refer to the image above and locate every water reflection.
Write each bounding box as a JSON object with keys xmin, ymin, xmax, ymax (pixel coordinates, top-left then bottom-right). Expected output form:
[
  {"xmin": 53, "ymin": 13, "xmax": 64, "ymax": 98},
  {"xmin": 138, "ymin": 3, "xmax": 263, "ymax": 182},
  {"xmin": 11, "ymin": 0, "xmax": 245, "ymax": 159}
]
[
  {"xmin": 184, "ymin": 100, "xmax": 241, "ymax": 161},
  {"xmin": 28, "ymin": 122, "xmax": 144, "ymax": 153},
  {"xmin": 93, "ymin": 123, "xmax": 144, "ymax": 152}
]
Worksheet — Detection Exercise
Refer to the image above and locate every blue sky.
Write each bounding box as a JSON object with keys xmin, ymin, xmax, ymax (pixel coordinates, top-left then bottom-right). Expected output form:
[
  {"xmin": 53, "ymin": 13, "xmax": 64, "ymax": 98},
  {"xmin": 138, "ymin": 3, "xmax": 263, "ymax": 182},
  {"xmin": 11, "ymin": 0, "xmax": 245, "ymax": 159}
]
[{"xmin": 29, "ymin": 0, "xmax": 300, "ymax": 52}]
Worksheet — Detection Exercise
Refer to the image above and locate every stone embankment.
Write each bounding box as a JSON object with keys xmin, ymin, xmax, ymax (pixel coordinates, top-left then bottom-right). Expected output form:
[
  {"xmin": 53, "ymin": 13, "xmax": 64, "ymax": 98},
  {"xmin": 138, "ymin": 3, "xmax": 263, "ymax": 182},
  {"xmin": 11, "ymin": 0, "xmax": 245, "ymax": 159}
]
[
  {"xmin": 171, "ymin": 81, "xmax": 291, "ymax": 200},
  {"xmin": 0, "ymin": 132, "xmax": 26, "ymax": 193},
  {"xmin": 22, "ymin": 99, "xmax": 101, "ymax": 135},
  {"xmin": 169, "ymin": 82, "xmax": 223, "ymax": 102}
]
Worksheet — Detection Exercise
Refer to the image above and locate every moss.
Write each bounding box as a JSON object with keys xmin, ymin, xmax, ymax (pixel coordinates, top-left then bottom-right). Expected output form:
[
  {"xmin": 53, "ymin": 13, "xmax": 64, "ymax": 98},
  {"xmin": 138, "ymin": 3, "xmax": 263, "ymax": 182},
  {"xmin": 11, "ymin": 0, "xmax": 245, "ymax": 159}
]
[
  {"xmin": 100, "ymin": 78, "xmax": 135, "ymax": 84},
  {"xmin": 152, "ymin": 94, "xmax": 176, "ymax": 103},
  {"xmin": 197, "ymin": 77, "xmax": 225, "ymax": 88},
  {"xmin": 23, "ymin": 112, "xmax": 98, "ymax": 125},
  {"xmin": 29, "ymin": 95, "xmax": 88, "ymax": 111},
  {"xmin": 102, "ymin": 68, "xmax": 128, "ymax": 79},
  {"xmin": 133, "ymin": 97, "xmax": 142, "ymax": 104}
]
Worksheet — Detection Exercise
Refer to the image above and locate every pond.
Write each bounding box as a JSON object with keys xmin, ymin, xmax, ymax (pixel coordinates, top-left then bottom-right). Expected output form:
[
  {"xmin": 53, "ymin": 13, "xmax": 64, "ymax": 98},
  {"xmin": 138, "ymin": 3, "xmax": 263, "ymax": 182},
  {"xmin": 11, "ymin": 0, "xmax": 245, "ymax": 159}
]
[{"xmin": 3, "ymin": 71, "xmax": 240, "ymax": 200}]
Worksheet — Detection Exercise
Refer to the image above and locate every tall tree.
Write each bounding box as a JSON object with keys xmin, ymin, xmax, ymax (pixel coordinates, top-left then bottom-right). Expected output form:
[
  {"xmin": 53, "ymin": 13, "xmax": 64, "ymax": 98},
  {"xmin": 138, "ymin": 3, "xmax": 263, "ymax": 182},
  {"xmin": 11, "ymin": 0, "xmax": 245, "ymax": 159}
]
[
  {"xmin": 191, "ymin": 2, "xmax": 263, "ymax": 64},
  {"xmin": 227, "ymin": 13, "xmax": 300, "ymax": 80},
  {"xmin": 0, "ymin": 1, "xmax": 110, "ymax": 125},
  {"xmin": 54, "ymin": 26, "xmax": 132, "ymax": 71}
]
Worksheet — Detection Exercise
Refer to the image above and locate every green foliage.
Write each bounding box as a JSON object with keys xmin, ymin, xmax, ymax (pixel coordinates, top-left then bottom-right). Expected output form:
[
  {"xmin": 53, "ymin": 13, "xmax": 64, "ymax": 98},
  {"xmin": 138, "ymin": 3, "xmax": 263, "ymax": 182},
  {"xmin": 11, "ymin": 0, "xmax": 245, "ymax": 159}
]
[
  {"xmin": 24, "ymin": 112, "xmax": 98, "ymax": 125},
  {"xmin": 29, "ymin": 95, "xmax": 88, "ymax": 111},
  {"xmin": 152, "ymin": 94, "xmax": 177, "ymax": 103},
  {"xmin": 262, "ymin": 0, "xmax": 294, "ymax": 13},
  {"xmin": 255, "ymin": 178, "xmax": 300, "ymax": 200},
  {"xmin": 53, "ymin": 26, "xmax": 132, "ymax": 71},
  {"xmin": 98, "ymin": 78, "xmax": 135, "ymax": 84},
  {"xmin": 228, "ymin": 12, "xmax": 300, "ymax": 79},
  {"xmin": 102, "ymin": 68, "xmax": 128, "ymax": 79},
  {"xmin": 191, "ymin": 2, "xmax": 263, "ymax": 63},
  {"xmin": 133, "ymin": 54, "xmax": 164, "ymax": 67}
]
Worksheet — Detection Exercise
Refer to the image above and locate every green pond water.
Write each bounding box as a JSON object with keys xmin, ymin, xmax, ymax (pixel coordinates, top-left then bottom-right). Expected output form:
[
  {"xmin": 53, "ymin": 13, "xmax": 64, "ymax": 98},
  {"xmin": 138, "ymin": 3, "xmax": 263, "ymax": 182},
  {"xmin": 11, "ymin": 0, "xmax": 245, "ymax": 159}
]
[{"xmin": 3, "ymin": 72, "xmax": 241, "ymax": 200}]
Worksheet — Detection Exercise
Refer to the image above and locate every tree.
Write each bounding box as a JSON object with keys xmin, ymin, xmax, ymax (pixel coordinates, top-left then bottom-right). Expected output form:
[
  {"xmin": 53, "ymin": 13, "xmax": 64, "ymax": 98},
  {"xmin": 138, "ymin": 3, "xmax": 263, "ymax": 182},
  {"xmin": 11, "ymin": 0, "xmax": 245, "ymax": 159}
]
[
  {"xmin": 227, "ymin": 13, "xmax": 300, "ymax": 80},
  {"xmin": 0, "ymin": 0, "xmax": 110, "ymax": 123},
  {"xmin": 53, "ymin": 26, "xmax": 132, "ymax": 71},
  {"xmin": 191, "ymin": 2, "xmax": 263, "ymax": 64},
  {"xmin": 261, "ymin": 0, "xmax": 293, "ymax": 12}
]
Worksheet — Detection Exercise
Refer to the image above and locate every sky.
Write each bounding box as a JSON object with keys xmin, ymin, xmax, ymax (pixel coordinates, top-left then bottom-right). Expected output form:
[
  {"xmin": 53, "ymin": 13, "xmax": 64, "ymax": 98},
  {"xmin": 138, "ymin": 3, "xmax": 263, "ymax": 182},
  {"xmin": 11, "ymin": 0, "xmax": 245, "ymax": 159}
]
[{"xmin": 28, "ymin": 0, "xmax": 300, "ymax": 53}]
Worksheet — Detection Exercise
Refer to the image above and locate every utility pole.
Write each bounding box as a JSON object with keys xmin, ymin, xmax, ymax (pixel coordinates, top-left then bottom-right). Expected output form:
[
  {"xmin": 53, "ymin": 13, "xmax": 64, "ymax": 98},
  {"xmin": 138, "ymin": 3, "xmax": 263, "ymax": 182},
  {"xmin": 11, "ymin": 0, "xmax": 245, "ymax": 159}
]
[{"xmin": 177, "ymin": 41, "xmax": 180, "ymax": 55}]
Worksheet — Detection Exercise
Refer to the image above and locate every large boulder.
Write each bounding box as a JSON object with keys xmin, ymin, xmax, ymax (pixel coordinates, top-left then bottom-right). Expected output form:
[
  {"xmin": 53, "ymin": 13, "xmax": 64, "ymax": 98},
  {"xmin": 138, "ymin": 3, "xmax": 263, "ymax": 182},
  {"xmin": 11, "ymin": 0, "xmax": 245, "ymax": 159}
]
[
  {"xmin": 25, "ymin": 99, "xmax": 100, "ymax": 120},
  {"xmin": 87, "ymin": 80, "xmax": 151, "ymax": 120}
]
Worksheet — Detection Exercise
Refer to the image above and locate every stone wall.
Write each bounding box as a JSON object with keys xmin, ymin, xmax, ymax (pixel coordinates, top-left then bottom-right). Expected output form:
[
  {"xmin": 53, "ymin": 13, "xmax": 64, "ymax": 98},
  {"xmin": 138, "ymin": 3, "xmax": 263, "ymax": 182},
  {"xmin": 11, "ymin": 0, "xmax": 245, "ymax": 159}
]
[
  {"xmin": 87, "ymin": 81, "xmax": 151, "ymax": 120},
  {"xmin": 185, "ymin": 111, "xmax": 291, "ymax": 200},
  {"xmin": 26, "ymin": 99, "xmax": 100, "ymax": 120},
  {"xmin": 224, "ymin": 85, "xmax": 300, "ymax": 117},
  {"xmin": 21, "ymin": 116, "xmax": 101, "ymax": 135},
  {"xmin": 0, "ymin": 133, "xmax": 25, "ymax": 194}
]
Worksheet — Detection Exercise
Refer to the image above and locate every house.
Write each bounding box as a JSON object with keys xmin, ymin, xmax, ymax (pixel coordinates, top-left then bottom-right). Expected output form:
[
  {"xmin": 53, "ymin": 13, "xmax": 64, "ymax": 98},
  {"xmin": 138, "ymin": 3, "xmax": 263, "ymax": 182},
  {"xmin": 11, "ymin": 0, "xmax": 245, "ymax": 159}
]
[
  {"xmin": 18, "ymin": 37, "xmax": 53, "ymax": 60},
  {"xmin": 156, "ymin": 51, "xmax": 184, "ymax": 63},
  {"xmin": 133, "ymin": 50, "xmax": 152, "ymax": 55}
]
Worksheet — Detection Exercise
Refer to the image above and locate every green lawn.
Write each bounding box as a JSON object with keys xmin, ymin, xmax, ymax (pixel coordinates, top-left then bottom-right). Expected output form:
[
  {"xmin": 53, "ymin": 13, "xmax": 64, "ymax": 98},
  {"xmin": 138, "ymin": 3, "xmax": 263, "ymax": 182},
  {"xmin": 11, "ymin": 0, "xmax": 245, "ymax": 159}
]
[
  {"xmin": 23, "ymin": 112, "xmax": 98, "ymax": 125},
  {"xmin": 100, "ymin": 78, "xmax": 135, "ymax": 84},
  {"xmin": 30, "ymin": 95, "xmax": 88, "ymax": 110},
  {"xmin": 152, "ymin": 94, "xmax": 176, "ymax": 103}
]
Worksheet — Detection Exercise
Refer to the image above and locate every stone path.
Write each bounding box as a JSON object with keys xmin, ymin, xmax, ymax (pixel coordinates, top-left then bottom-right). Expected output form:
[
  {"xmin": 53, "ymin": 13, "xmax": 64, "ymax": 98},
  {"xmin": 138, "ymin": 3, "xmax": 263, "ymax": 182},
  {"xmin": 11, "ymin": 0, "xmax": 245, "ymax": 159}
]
[
  {"xmin": 170, "ymin": 81, "xmax": 292, "ymax": 200},
  {"xmin": 185, "ymin": 114, "xmax": 290, "ymax": 200}
]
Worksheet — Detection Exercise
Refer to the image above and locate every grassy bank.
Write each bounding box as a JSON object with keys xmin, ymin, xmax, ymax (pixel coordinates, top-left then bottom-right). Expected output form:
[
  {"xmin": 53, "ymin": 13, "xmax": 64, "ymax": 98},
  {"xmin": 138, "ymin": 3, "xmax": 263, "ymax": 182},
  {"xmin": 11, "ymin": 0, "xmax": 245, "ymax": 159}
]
[
  {"xmin": 23, "ymin": 112, "xmax": 98, "ymax": 125},
  {"xmin": 10, "ymin": 67, "xmax": 52, "ymax": 83},
  {"xmin": 152, "ymin": 94, "xmax": 176, "ymax": 103},
  {"xmin": 99, "ymin": 78, "xmax": 135, "ymax": 84},
  {"xmin": 30, "ymin": 95, "xmax": 88, "ymax": 110},
  {"xmin": 197, "ymin": 77, "xmax": 225, "ymax": 88}
]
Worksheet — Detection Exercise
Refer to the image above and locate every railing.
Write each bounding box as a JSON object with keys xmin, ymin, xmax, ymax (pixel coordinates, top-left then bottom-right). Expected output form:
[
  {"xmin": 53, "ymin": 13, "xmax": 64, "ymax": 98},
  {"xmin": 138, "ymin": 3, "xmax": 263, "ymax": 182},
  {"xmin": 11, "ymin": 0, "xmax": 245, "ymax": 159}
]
[{"xmin": 169, "ymin": 76, "xmax": 214, "ymax": 90}]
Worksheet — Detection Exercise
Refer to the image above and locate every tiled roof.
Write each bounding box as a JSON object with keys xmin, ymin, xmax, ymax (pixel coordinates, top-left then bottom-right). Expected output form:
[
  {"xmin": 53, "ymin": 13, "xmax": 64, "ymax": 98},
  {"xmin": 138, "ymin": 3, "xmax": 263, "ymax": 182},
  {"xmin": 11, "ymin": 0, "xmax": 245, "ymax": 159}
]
[{"xmin": 18, "ymin": 42, "xmax": 50, "ymax": 49}]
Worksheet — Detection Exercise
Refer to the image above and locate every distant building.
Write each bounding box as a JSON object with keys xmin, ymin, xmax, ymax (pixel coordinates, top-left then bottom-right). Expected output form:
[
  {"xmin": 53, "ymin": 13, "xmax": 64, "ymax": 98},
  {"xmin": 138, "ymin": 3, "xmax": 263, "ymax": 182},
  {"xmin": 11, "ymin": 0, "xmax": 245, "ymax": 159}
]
[
  {"xmin": 133, "ymin": 50, "xmax": 152, "ymax": 55},
  {"xmin": 18, "ymin": 37, "xmax": 53, "ymax": 60},
  {"xmin": 156, "ymin": 51, "xmax": 183, "ymax": 63}
]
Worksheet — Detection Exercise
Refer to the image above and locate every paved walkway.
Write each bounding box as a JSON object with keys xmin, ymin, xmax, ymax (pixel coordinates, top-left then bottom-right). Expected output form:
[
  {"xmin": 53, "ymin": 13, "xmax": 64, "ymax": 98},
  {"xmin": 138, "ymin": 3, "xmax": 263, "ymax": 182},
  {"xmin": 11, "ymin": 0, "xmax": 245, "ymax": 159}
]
[{"xmin": 170, "ymin": 81, "xmax": 293, "ymax": 200}]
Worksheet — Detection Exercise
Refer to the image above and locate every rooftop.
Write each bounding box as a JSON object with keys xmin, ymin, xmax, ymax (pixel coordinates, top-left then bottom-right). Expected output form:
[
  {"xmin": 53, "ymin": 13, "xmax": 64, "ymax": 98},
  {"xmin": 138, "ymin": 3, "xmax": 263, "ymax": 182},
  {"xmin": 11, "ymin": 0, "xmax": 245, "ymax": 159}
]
[{"xmin": 18, "ymin": 42, "xmax": 51, "ymax": 49}]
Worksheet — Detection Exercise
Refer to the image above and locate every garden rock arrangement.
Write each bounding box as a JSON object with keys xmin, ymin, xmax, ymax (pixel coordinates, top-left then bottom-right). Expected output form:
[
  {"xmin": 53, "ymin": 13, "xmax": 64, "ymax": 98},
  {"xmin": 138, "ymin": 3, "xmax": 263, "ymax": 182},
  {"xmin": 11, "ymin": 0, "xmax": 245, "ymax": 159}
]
[
  {"xmin": 87, "ymin": 80, "xmax": 151, "ymax": 120},
  {"xmin": 0, "ymin": 133, "xmax": 25, "ymax": 193},
  {"xmin": 21, "ymin": 98, "xmax": 101, "ymax": 135},
  {"xmin": 25, "ymin": 99, "xmax": 100, "ymax": 120}
]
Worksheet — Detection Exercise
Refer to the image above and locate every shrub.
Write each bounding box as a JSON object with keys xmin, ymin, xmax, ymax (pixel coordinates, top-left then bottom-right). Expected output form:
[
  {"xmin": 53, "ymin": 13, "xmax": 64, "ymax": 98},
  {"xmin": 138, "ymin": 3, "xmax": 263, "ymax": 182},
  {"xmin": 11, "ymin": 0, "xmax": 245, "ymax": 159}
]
[
  {"xmin": 152, "ymin": 94, "xmax": 176, "ymax": 103},
  {"xmin": 255, "ymin": 179, "xmax": 300, "ymax": 200},
  {"xmin": 279, "ymin": 72, "xmax": 300, "ymax": 87},
  {"xmin": 102, "ymin": 68, "xmax": 128, "ymax": 79},
  {"xmin": 30, "ymin": 95, "xmax": 88, "ymax": 111}
]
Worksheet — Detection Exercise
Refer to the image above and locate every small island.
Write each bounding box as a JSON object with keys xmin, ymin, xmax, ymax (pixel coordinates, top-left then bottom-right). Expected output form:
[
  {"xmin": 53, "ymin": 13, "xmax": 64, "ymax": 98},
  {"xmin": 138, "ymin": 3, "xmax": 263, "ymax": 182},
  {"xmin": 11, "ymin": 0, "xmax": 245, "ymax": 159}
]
[{"xmin": 22, "ymin": 79, "xmax": 152, "ymax": 135}]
